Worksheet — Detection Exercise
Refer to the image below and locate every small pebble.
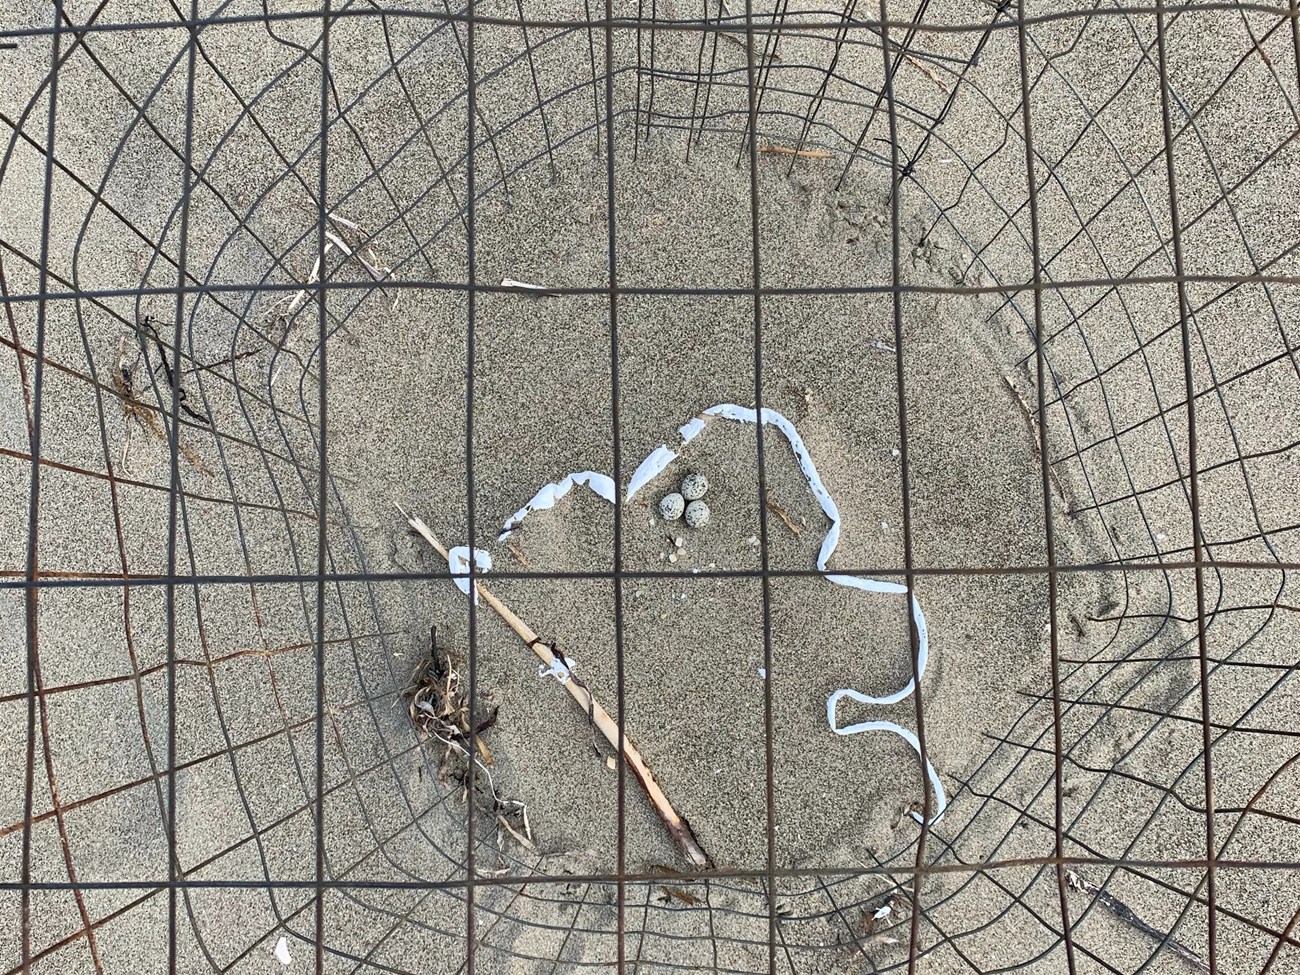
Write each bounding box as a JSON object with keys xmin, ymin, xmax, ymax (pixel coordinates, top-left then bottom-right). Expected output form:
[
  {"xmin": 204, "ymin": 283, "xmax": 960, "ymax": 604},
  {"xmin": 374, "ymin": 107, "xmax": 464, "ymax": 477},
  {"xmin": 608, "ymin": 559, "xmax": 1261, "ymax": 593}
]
[
  {"xmin": 681, "ymin": 472, "xmax": 709, "ymax": 501},
  {"xmin": 746, "ymin": 535, "xmax": 759, "ymax": 547},
  {"xmin": 685, "ymin": 500, "xmax": 710, "ymax": 528},
  {"xmin": 891, "ymin": 448, "xmax": 900, "ymax": 458},
  {"xmin": 881, "ymin": 521, "xmax": 888, "ymax": 530},
  {"xmin": 668, "ymin": 552, "xmax": 678, "ymax": 563},
  {"xmin": 675, "ymin": 535, "xmax": 684, "ymax": 549},
  {"xmin": 659, "ymin": 492, "xmax": 685, "ymax": 520}
]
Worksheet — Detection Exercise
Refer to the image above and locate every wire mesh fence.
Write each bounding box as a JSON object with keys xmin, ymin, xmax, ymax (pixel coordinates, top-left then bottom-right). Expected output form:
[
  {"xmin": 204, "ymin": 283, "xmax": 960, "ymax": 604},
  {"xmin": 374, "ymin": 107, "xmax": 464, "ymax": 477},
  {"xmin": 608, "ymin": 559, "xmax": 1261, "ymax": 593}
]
[{"xmin": 1, "ymin": 0, "xmax": 1298, "ymax": 971}]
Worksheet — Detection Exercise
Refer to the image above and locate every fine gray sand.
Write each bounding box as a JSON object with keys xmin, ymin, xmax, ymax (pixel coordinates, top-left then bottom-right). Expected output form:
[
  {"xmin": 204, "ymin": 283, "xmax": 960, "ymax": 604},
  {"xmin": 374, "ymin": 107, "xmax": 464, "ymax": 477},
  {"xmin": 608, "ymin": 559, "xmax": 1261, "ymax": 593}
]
[{"xmin": 2, "ymin": 0, "xmax": 1299, "ymax": 973}]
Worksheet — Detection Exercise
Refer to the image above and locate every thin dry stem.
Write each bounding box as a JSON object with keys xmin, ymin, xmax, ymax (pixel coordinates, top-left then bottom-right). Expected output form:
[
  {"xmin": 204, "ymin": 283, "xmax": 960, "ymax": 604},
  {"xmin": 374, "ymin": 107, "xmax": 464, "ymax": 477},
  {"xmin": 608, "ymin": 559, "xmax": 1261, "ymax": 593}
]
[{"xmin": 759, "ymin": 145, "xmax": 833, "ymax": 159}]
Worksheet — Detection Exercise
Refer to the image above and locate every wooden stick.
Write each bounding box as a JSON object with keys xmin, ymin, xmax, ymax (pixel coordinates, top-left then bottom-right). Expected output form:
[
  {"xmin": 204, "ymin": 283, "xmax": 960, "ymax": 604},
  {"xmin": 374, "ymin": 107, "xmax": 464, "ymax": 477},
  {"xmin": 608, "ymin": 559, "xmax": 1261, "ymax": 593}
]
[
  {"xmin": 1065, "ymin": 870, "xmax": 1209, "ymax": 974},
  {"xmin": 399, "ymin": 506, "xmax": 711, "ymax": 868}
]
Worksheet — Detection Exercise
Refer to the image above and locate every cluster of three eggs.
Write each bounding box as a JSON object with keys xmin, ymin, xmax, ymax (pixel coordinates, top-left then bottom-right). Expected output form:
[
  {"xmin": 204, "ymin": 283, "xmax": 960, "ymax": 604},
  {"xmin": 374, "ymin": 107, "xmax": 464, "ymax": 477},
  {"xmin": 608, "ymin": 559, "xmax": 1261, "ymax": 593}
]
[{"xmin": 658, "ymin": 472, "xmax": 711, "ymax": 528}]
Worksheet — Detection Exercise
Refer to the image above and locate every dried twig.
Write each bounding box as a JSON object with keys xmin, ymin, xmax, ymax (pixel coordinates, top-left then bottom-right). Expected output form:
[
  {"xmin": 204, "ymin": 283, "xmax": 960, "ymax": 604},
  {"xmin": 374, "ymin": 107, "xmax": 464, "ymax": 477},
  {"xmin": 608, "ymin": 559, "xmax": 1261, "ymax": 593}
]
[
  {"xmin": 1004, "ymin": 375, "xmax": 1070, "ymax": 508},
  {"xmin": 399, "ymin": 506, "xmax": 712, "ymax": 868},
  {"xmin": 903, "ymin": 53, "xmax": 951, "ymax": 92},
  {"xmin": 759, "ymin": 145, "xmax": 833, "ymax": 159},
  {"xmin": 715, "ymin": 30, "xmax": 780, "ymax": 61},
  {"xmin": 505, "ymin": 539, "xmax": 530, "ymax": 566},
  {"xmin": 404, "ymin": 629, "xmax": 535, "ymax": 853},
  {"xmin": 406, "ymin": 627, "xmax": 499, "ymax": 768},
  {"xmin": 764, "ymin": 496, "xmax": 804, "ymax": 536},
  {"xmin": 1065, "ymin": 870, "xmax": 1210, "ymax": 974},
  {"xmin": 113, "ymin": 336, "xmax": 212, "ymax": 475},
  {"xmin": 496, "ymin": 813, "xmax": 536, "ymax": 852},
  {"xmin": 657, "ymin": 885, "xmax": 699, "ymax": 907}
]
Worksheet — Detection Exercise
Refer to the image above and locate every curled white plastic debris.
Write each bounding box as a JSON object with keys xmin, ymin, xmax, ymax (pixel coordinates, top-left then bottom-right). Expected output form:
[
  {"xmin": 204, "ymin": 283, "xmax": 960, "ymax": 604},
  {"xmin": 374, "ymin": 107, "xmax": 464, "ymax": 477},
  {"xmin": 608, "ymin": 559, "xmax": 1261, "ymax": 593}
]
[
  {"xmin": 873, "ymin": 904, "xmax": 892, "ymax": 921},
  {"xmin": 823, "ymin": 580, "xmax": 928, "ymax": 706},
  {"xmin": 538, "ymin": 655, "xmax": 575, "ymax": 684},
  {"xmin": 274, "ymin": 936, "xmax": 292, "ymax": 966},
  {"xmin": 499, "ymin": 470, "xmax": 616, "ymax": 539},
  {"xmin": 499, "ymin": 403, "xmax": 943, "ymax": 826},
  {"xmin": 447, "ymin": 546, "xmax": 492, "ymax": 602},
  {"xmin": 827, "ymin": 712, "xmax": 947, "ymax": 825}
]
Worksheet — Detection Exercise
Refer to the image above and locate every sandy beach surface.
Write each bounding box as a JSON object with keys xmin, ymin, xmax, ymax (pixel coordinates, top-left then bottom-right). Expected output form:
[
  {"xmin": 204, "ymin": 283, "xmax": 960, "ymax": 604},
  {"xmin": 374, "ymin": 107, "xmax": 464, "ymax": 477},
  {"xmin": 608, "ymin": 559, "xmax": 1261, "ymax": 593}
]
[{"xmin": 1, "ymin": 0, "xmax": 1297, "ymax": 971}]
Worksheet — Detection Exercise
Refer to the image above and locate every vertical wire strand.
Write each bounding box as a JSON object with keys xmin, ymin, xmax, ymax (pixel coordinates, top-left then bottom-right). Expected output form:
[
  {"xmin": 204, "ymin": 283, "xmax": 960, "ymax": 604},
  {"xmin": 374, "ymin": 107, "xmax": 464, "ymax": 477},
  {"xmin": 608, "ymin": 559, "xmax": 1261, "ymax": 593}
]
[
  {"xmin": 1014, "ymin": 0, "xmax": 1080, "ymax": 970},
  {"xmin": 464, "ymin": 0, "xmax": 481, "ymax": 966},
  {"xmin": 876, "ymin": 1, "xmax": 938, "ymax": 971},
  {"xmin": 740, "ymin": 0, "xmax": 779, "ymax": 970},
  {"xmin": 602, "ymin": 0, "xmax": 627, "ymax": 968},
  {"xmin": 314, "ymin": 0, "xmax": 333, "ymax": 968},
  {"xmin": 1151, "ymin": 2, "xmax": 1218, "ymax": 971},
  {"xmin": 20, "ymin": 5, "xmax": 62, "ymax": 973},
  {"xmin": 168, "ymin": 0, "xmax": 201, "ymax": 969}
]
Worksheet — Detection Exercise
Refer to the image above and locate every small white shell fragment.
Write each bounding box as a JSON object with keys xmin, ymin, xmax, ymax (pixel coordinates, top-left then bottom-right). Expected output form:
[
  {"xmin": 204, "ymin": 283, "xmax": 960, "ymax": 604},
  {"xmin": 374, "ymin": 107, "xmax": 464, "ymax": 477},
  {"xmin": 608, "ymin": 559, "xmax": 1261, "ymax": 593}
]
[
  {"xmin": 681, "ymin": 472, "xmax": 709, "ymax": 501},
  {"xmin": 674, "ymin": 535, "xmax": 684, "ymax": 549},
  {"xmin": 891, "ymin": 448, "xmax": 900, "ymax": 458},
  {"xmin": 668, "ymin": 553, "xmax": 678, "ymax": 563},
  {"xmin": 746, "ymin": 535, "xmax": 759, "ymax": 547},
  {"xmin": 873, "ymin": 904, "xmax": 892, "ymax": 921},
  {"xmin": 881, "ymin": 521, "xmax": 888, "ymax": 530},
  {"xmin": 685, "ymin": 500, "xmax": 710, "ymax": 528},
  {"xmin": 274, "ymin": 936, "xmax": 292, "ymax": 966},
  {"xmin": 758, "ymin": 667, "xmax": 767, "ymax": 679},
  {"xmin": 659, "ymin": 492, "xmax": 685, "ymax": 520}
]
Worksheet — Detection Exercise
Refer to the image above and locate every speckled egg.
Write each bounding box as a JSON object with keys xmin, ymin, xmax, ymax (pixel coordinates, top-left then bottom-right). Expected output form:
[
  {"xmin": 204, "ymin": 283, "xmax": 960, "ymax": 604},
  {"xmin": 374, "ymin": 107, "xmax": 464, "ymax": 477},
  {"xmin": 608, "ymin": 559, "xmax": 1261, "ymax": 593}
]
[
  {"xmin": 684, "ymin": 499, "xmax": 710, "ymax": 529},
  {"xmin": 659, "ymin": 492, "xmax": 685, "ymax": 521},
  {"xmin": 681, "ymin": 472, "xmax": 709, "ymax": 501}
]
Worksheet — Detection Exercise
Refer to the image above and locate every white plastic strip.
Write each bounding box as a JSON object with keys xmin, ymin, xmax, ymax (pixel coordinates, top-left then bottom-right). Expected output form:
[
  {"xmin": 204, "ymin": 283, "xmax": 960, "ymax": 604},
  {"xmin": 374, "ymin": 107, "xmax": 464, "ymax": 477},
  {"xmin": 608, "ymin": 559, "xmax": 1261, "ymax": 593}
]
[
  {"xmin": 447, "ymin": 546, "xmax": 492, "ymax": 603},
  {"xmin": 499, "ymin": 470, "xmax": 616, "ymax": 540},
  {"xmin": 827, "ymin": 715, "xmax": 947, "ymax": 825},
  {"xmin": 496, "ymin": 403, "xmax": 944, "ymax": 824},
  {"xmin": 627, "ymin": 446, "xmax": 680, "ymax": 502}
]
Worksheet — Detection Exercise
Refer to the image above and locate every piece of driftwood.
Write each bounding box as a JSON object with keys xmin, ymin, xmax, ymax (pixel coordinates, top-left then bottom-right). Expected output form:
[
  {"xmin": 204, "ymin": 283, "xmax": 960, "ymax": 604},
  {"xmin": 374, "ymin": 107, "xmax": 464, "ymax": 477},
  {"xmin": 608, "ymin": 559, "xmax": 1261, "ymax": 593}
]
[
  {"xmin": 398, "ymin": 506, "xmax": 712, "ymax": 868},
  {"xmin": 1065, "ymin": 870, "xmax": 1210, "ymax": 974}
]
